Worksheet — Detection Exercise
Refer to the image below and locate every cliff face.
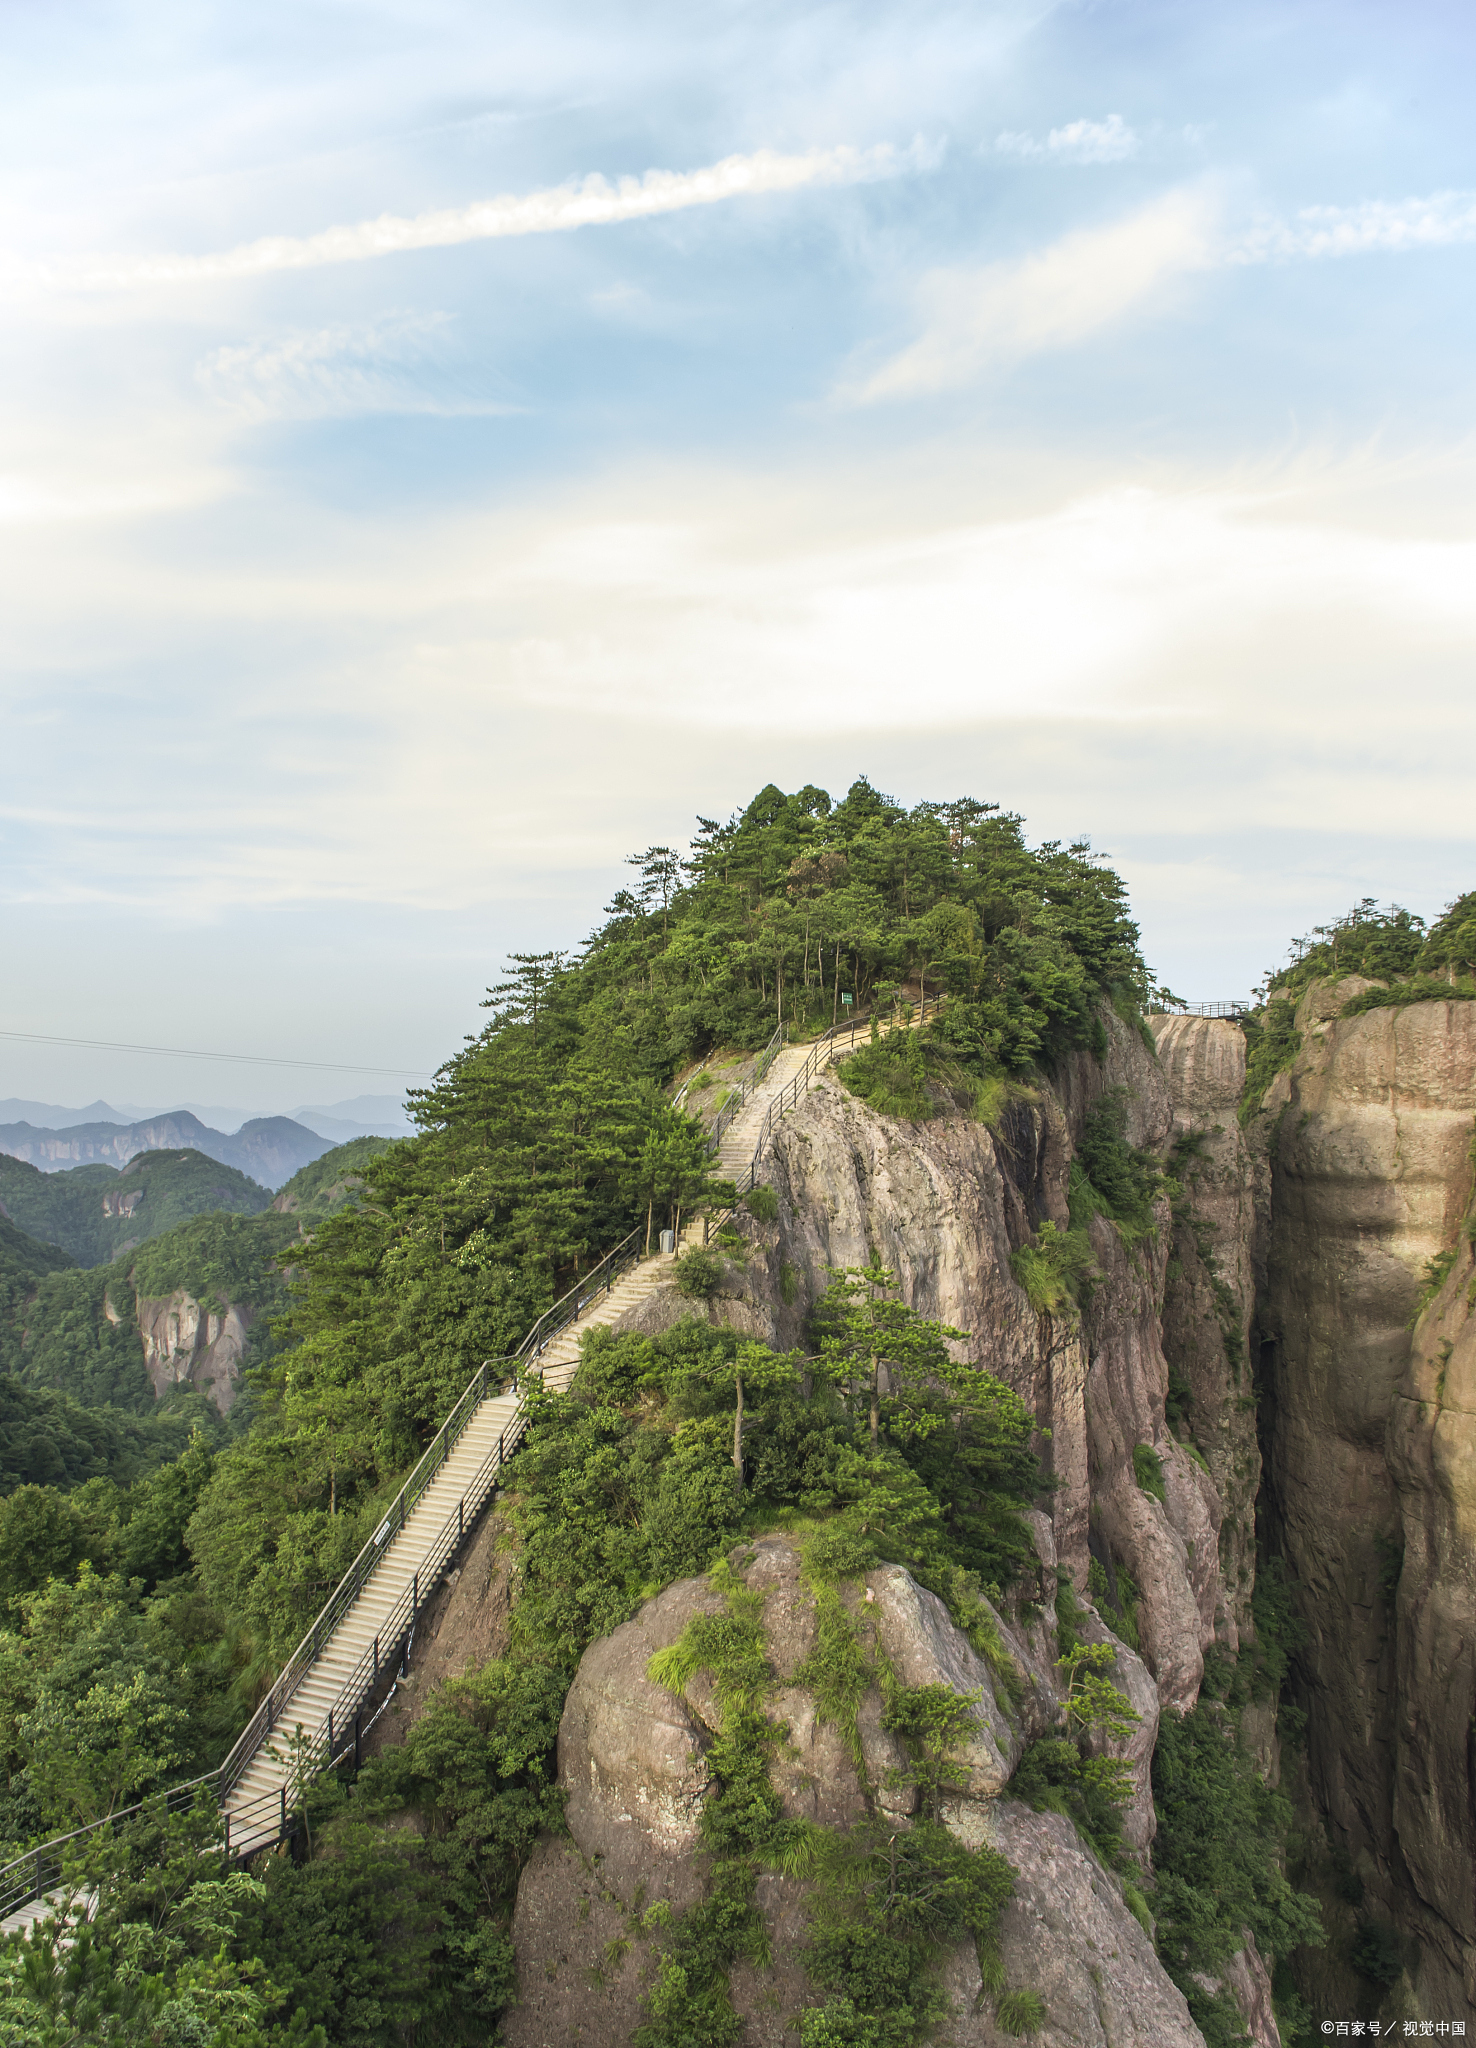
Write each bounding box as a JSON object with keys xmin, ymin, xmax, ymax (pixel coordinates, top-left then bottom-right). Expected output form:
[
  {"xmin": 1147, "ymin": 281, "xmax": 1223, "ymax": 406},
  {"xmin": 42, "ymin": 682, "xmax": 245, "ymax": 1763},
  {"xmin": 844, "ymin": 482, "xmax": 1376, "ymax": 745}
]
[
  {"xmin": 1257, "ymin": 984, "xmax": 1476, "ymax": 2016},
  {"xmin": 1152, "ymin": 1016, "xmax": 1268, "ymax": 1648},
  {"xmin": 697, "ymin": 1014, "xmax": 1232, "ymax": 1722},
  {"xmin": 500, "ymin": 993, "xmax": 1476, "ymax": 2032},
  {"xmin": 134, "ymin": 1289, "xmax": 253, "ymax": 1414}
]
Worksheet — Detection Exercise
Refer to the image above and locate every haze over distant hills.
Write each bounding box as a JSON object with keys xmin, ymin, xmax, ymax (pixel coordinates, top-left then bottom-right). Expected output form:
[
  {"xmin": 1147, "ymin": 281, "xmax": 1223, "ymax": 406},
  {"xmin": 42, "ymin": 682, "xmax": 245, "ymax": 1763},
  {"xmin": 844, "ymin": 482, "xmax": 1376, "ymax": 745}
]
[
  {"xmin": 0, "ymin": 1093, "xmax": 413, "ymax": 1143},
  {"xmin": 0, "ymin": 1110, "xmax": 333, "ymax": 1190}
]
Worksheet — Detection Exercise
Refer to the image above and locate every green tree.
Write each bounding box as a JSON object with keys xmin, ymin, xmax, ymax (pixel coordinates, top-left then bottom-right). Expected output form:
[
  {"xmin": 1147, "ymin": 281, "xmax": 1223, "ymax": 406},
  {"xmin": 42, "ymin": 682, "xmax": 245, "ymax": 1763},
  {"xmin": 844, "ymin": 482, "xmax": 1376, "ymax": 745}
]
[
  {"xmin": 815, "ymin": 1265, "xmax": 977, "ymax": 1453},
  {"xmin": 662, "ymin": 1339, "xmax": 803, "ymax": 1477}
]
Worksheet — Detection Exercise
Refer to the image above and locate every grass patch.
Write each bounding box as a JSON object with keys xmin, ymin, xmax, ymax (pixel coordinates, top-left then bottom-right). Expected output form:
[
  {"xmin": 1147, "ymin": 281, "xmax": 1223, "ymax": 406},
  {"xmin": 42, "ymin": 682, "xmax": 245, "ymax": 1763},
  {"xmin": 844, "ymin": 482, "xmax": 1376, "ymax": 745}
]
[
  {"xmin": 1009, "ymin": 1223, "xmax": 1095, "ymax": 1317},
  {"xmin": 1341, "ymin": 975, "xmax": 1476, "ymax": 1017}
]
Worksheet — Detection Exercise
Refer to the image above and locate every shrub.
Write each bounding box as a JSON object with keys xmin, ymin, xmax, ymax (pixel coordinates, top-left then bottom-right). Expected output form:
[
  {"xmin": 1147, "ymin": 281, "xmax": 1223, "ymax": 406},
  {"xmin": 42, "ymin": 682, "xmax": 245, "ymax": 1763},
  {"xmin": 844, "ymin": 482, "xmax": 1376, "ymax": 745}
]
[
  {"xmin": 1341, "ymin": 975, "xmax": 1476, "ymax": 1017},
  {"xmin": 1132, "ymin": 1443, "xmax": 1166, "ymax": 1505},
  {"xmin": 674, "ymin": 1247, "xmax": 725, "ymax": 1300},
  {"xmin": 836, "ymin": 1038, "xmax": 932, "ymax": 1121},
  {"xmin": 1350, "ymin": 1918, "xmax": 1401, "ymax": 1989},
  {"xmin": 1074, "ymin": 1091, "xmax": 1162, "ymax": 1234},
  {"xmin": 744, "ymin": 1185, "xmax": 780, "ymax": 1224},
  {"xmin": 1239, "ymin": 1000, "xmax": 1301, "ymax": 1122},
  {"xmin": 1010, "ymin": 1224, "xmax": 1095, "ymax": 1315}
]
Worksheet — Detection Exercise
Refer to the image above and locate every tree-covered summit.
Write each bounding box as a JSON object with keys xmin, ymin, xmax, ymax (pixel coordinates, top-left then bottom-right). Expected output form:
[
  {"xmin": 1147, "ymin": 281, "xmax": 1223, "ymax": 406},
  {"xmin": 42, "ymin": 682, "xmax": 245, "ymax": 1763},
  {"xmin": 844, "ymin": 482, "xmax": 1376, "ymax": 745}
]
[{"xmin": 567, "ymin": 775, "xmax": 1150, "ymax": 1075}]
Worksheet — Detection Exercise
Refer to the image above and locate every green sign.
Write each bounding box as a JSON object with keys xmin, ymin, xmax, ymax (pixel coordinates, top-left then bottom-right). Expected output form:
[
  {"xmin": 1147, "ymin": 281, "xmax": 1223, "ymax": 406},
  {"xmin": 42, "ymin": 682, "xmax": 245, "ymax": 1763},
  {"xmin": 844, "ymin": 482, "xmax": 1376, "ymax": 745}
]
[{"xmin": 841, "ymin": 993, "xmax": 853, "ymax": 1006}]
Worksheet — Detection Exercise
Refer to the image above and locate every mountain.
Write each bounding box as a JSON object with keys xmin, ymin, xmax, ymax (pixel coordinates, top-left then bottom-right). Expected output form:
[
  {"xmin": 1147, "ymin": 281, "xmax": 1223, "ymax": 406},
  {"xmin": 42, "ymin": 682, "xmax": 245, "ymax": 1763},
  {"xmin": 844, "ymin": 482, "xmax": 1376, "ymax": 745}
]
[
  {"xmin": 270, "ymin": 1135, "xmax": 393, "ymax": 1217},
  {"xmin": 0, "ymin": 1096, "xmax": 129, "ymax": 1127},
  {"xmin": 289, "ymin": 1094, "xmax": 415, "ymax": 1140},
  {"xmin": 0, "ymin": 1140, "xmax": 383, "ymax": 1432},
  {"xmin": 0, "ymin": 1205, "xmax": 301, "ymax": 1419},
  {"xmin": 0, "ymin": 1147, "xmax": 272, "ymax": 1265},
  {"xmin": 0, "ymin": 1111, "xmax": 331, "ymax": 1189}
]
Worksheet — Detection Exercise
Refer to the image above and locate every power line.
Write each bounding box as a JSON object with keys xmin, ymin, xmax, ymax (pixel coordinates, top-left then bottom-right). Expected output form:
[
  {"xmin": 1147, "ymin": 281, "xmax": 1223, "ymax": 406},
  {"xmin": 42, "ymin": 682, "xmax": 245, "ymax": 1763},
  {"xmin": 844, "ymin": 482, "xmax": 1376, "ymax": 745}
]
[{"xmin": 0, "ymin": 1027, "xmax": 433, "ymax": 1081}]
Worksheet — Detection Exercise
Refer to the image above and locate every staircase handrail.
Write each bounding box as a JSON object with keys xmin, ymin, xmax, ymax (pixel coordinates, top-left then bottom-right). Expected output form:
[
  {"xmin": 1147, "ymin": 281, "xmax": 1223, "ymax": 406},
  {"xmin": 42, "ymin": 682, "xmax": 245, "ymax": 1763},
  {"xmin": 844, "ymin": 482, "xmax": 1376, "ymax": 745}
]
[
  {"xmin": 219, "ymin": 1221, "xmax": 643, "ymax": 1798},
  {"xmin": 696, "ymin": 1021, "xmax": 784, "ymax": 1154},
  {"xmin": 708, "ymin": 996, "xmax": 944, "ymax": 1228},
  {"xmin": 515, "ymin": 1224, "xmax": 644, "ymax": 1365},
  {"xmin": 218, "ymin": 1407, "xmax": 533, "ymax": 1859},
  {"xmin": 0, "ymin": 1775, "xmax": 221, "ymax": 1923}
]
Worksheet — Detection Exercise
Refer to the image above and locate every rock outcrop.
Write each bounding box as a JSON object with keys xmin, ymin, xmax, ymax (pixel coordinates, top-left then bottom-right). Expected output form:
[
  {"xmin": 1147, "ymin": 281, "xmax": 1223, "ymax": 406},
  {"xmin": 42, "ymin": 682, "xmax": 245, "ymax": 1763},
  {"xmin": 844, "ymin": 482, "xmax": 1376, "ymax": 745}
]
[
  {"xmin": 632, "ymin": 1014, "xmax": 1232, "ymax": 1724},
  {"xmin": 504, "ymin": 1535, "xmax": 1198, "ymax": 2048},
  {"xmin": 1256, "ymin": 983, "xmax": 1476, "ymax": 2016},
  {"xmin": 135, "ymin": 1288, "xmax": 254, "ymax": 1413},
  {"xmin": 936, "ymin": 1802, "xmax": 1198, "ymax": 2047}
]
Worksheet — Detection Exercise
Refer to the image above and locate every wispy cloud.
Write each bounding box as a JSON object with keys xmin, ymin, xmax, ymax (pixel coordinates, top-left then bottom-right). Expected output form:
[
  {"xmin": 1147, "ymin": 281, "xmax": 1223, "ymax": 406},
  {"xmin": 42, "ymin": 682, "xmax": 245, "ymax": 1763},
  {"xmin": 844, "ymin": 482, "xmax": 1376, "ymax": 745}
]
[
  {"xmin": 849, "ymin": 179, "xmax": 1476, "ymax": 402},
  {"xmin": 994, "ymin": 114, "xmax": 1138, "ymax": 164},
  {"xmin": 842, "ymin": 187, "xmax": 1217, "ymax": 402},
  {"xmin": 43, "ymin": 141, "xmax": 937, "ymax": 291},
  {"xmin": 1233, "ymin": 189, "xmax": 1476, "ymax": 261},
  {"xmin": 195, "ymin": 312, "xmax": 518, "ymax": 422}
]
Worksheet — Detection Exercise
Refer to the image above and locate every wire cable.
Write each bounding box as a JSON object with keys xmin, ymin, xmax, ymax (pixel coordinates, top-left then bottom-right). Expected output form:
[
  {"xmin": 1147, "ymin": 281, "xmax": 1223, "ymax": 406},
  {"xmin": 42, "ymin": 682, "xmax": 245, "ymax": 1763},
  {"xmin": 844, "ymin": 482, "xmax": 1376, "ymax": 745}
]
[{"xmin": 0, "ymin": 1027, "xmax": 432, "ymax": 1081}]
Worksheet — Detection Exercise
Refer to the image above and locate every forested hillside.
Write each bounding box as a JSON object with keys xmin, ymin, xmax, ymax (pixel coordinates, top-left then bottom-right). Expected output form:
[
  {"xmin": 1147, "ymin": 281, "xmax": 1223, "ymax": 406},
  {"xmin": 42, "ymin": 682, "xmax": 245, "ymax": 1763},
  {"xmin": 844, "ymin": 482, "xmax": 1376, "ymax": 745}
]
[
  {"xmin": 0, "ymin": 1148, "xmax": 272, "ymax": 1266},
  {"xmin": 0, "ymin": 1139, "xmax": 385, "ymax": 1500},
  {"xmin": 182, "ymin": 779, "xmax": 1150, "ymax": 1667}
]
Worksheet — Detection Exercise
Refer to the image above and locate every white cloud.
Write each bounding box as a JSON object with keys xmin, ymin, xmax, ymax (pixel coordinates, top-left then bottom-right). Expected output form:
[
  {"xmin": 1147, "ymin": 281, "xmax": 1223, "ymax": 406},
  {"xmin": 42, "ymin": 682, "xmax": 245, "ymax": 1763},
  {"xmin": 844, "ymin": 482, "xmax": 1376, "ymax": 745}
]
[
  {"xmin": 480, "ymin": 481, "xmax": 1476, "ymax": 738},
  {"xmin": 1233, "ymin": 188, "xmax": 1476, "ymax": 262},
  {"xmin": 39, "ymin": 140, "xmax": 938, "ymax": 292},
  {"xmin": 842, "ymin": 186, "xmax": 1217, "ymax": 401},
  {"xmin": 994, "ymin": 113, "xmax": 1138, "ymax": 164},
  {"xmin": 195, "ymin": 312, "xmax": 518, "ymax": 422}
]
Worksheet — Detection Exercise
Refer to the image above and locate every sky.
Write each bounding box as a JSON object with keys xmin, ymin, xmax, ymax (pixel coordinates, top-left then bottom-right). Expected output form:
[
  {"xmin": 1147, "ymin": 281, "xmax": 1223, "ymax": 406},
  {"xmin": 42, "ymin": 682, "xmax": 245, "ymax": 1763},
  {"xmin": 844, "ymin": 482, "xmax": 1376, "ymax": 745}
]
[{"xmin": 4, "ymin": 0, "xmax": 1476, "ymax": 1119}]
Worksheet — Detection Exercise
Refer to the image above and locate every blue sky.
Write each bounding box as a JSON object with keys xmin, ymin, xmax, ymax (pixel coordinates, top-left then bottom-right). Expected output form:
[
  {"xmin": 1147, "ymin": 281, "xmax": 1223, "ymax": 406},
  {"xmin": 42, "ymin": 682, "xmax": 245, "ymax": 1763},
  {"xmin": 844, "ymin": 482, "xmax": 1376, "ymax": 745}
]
[{"xmin": 4, "ymin": 0, "xmax": 1476, "ymax": 1116}]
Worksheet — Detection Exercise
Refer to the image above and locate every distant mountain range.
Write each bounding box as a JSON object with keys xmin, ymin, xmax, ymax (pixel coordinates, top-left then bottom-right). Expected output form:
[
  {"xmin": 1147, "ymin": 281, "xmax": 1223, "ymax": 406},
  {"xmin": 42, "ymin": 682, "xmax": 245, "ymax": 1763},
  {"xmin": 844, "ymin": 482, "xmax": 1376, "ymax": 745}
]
[
  {"xmin": 0, "ymin": 1111, "xmax": 333, "ymax": 1190},
  {"xmin": 0, "ymin": 1093, "xmax": 413, "ymax": 1143}
]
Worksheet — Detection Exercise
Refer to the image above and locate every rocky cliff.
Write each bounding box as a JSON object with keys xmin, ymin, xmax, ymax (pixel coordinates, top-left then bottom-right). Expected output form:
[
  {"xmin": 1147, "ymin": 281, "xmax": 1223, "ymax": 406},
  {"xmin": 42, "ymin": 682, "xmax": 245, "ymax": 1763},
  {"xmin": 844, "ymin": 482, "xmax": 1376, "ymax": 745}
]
[
  {"xmin": 631, "ymin": 1015, "xmax": 1234, "ymax": 1729},
  {"xmin": 504, "ymin": 1534, "xmax": 1197, "ymax": 2048},
  {"xmin": 1255, "ymin": 982, "xmax": 1476, "ymax": 2018},
  {"xmin": 133, "ymin": 1288, "xmax": 254, "ymax": 1414}
]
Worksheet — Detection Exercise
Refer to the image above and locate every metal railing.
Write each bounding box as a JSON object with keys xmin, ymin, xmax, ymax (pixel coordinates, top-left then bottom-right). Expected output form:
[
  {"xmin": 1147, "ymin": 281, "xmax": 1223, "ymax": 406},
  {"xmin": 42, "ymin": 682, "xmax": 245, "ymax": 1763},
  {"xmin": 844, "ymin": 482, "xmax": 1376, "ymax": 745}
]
[
  {"xmin": 1150, "ymin": 1001, "xmax": 1252, "ymax": 1019},
  {"xmin": 671, "ymin": 1021, "xmax": 784, "ymax": 1121},
  {"xmin": 514, "ymin": 1225, "xmax": 644, "ymax": 1367},
  {"xmin": 707, "ymin": 996, "xmax": 944, "ymax": 1229},
  {"xmin": 219, "ymin": 1411, "xmax": 534, "ymax": 1860},
  {"xmin": 219, "ymin": 1222, "xmax": 644, "ymax": 1804},
  {"xmin": 697, "ymin": 1022, "xmax": 786, "ymax": 1156},
  {"xmin": 0, "ymin": 1777, "xmax": 218, "ymax": 1925}
]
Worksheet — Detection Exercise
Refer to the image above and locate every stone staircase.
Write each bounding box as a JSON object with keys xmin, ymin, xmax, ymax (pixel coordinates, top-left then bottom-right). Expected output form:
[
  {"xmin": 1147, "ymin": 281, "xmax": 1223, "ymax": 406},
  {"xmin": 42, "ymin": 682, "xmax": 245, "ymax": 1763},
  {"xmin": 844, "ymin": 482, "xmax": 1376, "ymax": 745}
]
[
  {"xmin": 220, "ymin": 1239, "xmax": 693, "ymax": 1859},
  {"xmin": 712, "ymin": 1043, "xmax": 816, "ymax": 1184}
]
